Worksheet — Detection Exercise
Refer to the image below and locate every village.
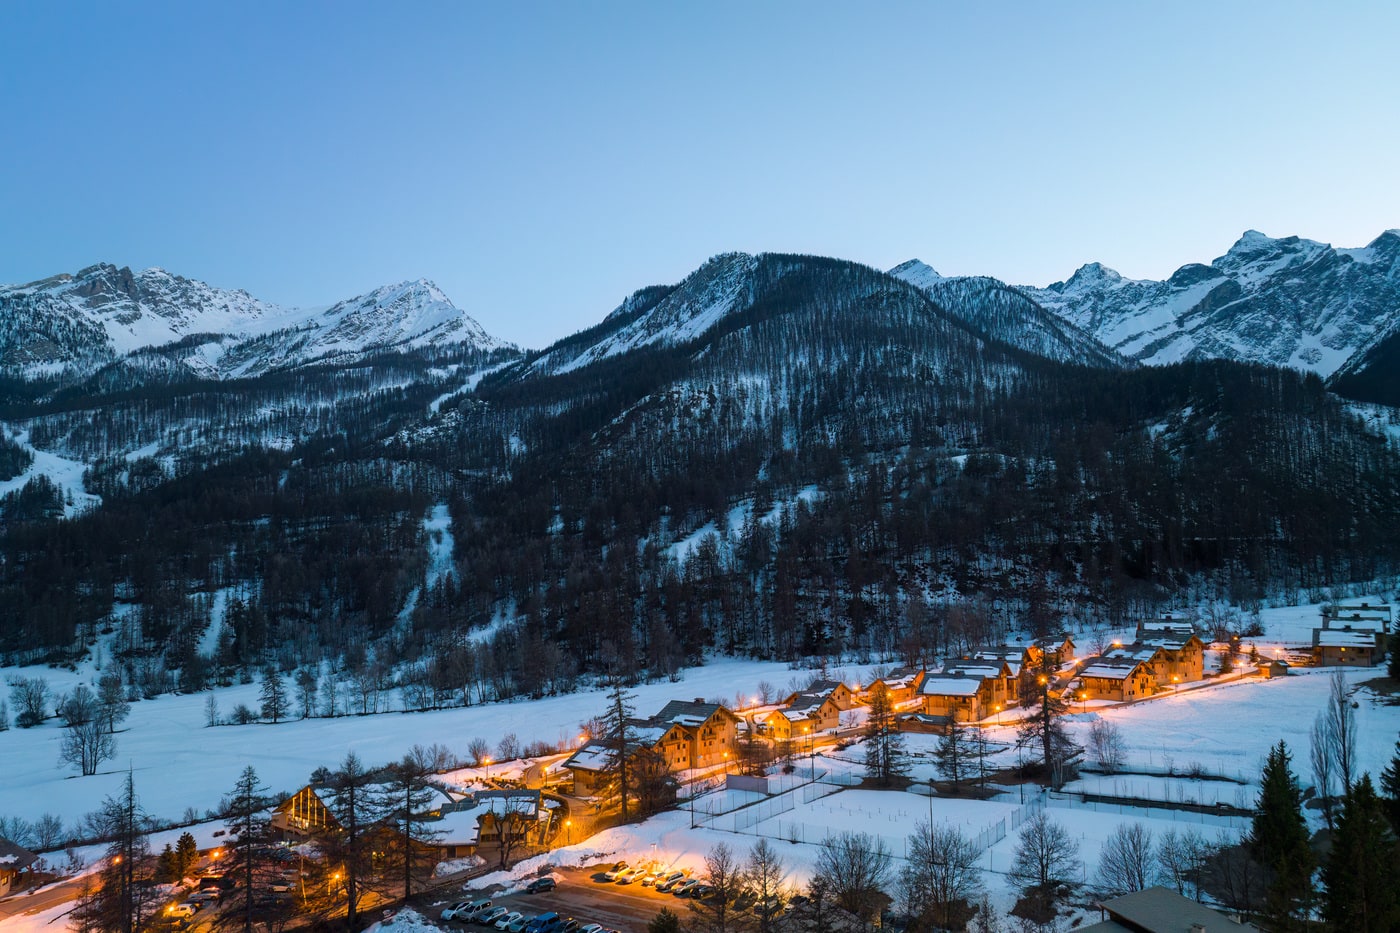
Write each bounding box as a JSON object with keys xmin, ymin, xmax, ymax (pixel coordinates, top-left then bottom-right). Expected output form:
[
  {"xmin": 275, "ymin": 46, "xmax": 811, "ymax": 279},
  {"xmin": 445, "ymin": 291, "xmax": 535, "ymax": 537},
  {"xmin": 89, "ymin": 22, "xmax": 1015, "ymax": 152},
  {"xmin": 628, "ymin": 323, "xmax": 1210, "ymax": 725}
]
[{"xmin": 1, "ymin": 599, "xmax": 1395, "ymax": 933}]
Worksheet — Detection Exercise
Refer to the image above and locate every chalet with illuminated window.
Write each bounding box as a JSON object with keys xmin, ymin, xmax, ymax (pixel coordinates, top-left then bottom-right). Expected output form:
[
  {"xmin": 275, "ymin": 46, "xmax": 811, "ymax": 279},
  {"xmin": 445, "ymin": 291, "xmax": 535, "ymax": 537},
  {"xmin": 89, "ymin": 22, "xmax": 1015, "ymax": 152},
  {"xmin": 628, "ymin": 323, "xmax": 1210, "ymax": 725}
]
[
  {"xmin": 917, "ymin": 667, "xmax": 1003, "ymax": 722},
  {"xmin": 272, "ymin": 785, "xmax": 340, "ymax": 837},
  {"xmin": 562, "ymin": 699, "xmax": 740, "ymax": 796},
  {"xmin": 781, "ymin": 679, "xmax": 857, "ymax": 711},
  {"xmin": 762, "ymin": 691, "xmax": 841, "ymax": 741},
  {"xmin": 1312, "ymin": 628, "xmax": 1385, "ymax": 666},
  {"xmin": 865, "ymin": 667, "xmax": 927, "ymax": 706},
  {"xmin": 1075, "ymin": 657, "xmax": 1156, "ymax": 702},
  {"xmin": 1133, "ymin": 623, "xmax": 1205, "ymax": 684},
  {"xmin": 0, "ymin": 836, "xmax": 38, "ymax": 897},
  {"xmin": 429, "ymin": 790, "xmax": 559, "ymax": 859}
]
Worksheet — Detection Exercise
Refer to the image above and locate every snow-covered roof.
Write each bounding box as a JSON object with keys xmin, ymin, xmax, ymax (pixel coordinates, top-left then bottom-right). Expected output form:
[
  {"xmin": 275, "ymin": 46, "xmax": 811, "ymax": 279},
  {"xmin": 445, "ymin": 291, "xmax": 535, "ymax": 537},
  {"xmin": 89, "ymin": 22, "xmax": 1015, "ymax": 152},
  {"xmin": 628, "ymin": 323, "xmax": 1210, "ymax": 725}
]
[
  {"xmin": 918, "ymin": 674, "xmax": 985, "ymax": 697},
  {"xmin": 1313, "ymin": 629, "xmax": 1379, "ymax": 649},
  {"xmin": 1081, "ymin": 662, "xmax": 1145, "ymax": 681},
  {"xmin": 1320, "ymin": 617, "xmax": 1387, "ymax": 633},
  {"xmin": 942, "ymin": 662, "xmax": 1005, "ymax": 679},
  {"xmin": 1103, "ymin": 645, "xmax": 1163, "ymax": 663}
]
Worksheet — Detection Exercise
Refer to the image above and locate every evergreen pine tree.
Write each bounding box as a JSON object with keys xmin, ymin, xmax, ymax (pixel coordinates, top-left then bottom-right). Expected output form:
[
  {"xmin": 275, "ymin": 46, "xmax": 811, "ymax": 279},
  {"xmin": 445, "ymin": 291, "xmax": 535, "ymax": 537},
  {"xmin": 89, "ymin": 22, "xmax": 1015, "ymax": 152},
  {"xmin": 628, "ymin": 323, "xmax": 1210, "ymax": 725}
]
[
  {"xmin": 174, "ymin": 832, "xmax": 198, "ymax": 880},
  {"xmin": 1322, "ymin": 774, "xmax": 1399, "ymax": 933},
  {"xmin": 863, "ymin": 685, "xmax": 909, "ymax": 787},
  {"xmin": 1379, "ymin": 738, "xmax": 1400, "ymax": 836},
  {"xmin": 1017, "ymin": 656, "xmax": 1080, "ymax": 789},
  {"xmin": 259, "ymin": 667, "xmax": 288, "ymax": 723},
  {"xmin": 1248, "ymin": 741, "xmax": 1314, "ymax": 931}
]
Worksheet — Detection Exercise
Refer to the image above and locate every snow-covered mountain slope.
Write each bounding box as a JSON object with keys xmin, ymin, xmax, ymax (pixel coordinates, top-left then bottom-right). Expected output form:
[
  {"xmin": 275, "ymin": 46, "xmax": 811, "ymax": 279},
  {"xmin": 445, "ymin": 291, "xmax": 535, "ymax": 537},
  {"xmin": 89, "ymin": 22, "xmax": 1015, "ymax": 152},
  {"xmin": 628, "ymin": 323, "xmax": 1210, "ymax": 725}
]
[
  {"xmin": 889, "ymin": 263, "xmax": 1126, "ymax": 368},
  {"xmin": 524, "ymin": 252, "xmax": 760, "ymax": 375},
  {"xmin": 0, "ymin": 263, "xmax": 502, "ymax": 379},
  {"xmin": 1022, "ymin": 230, "xmax": 1400, "ymax": 377}
]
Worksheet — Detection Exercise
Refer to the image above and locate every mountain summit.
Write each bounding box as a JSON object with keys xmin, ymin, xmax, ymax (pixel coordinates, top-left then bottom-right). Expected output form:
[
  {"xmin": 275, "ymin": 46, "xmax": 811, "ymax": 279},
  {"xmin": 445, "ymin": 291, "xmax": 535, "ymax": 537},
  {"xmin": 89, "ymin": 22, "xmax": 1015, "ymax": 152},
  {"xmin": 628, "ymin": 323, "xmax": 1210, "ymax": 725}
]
[
  {"xmin": 1021, "ymin": 229, "xmax": 1400, "ymax": 377},
  {"xmin": 0, "ymin": 265, "xmax": 501, "ymax": 378}
]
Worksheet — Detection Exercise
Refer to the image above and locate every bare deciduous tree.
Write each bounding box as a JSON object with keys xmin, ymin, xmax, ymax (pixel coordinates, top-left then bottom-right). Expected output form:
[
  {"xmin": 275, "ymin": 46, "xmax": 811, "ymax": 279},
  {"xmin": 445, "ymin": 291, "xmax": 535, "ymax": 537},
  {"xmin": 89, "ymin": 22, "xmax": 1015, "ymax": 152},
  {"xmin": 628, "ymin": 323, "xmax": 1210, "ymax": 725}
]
[
  {"xmin": 745, "ymin": 839, "xmax": 786, "ymax": 933},
  {"xmin": 1009, "ymin": 813, "xmax": 1081, "ymax": 892},
  {"xmin": 1155, "ymin": 828, "xmax": 1211, "ymax": 901},
  {"xmin": 688, "ymin": 842, "xmax": 745, "ymax": 933},
  {"xmin": 1094, "ymin": 822, "xmax": 1154, "ymax": 897},
  {"xmin": 901, "ymin": 820, "xmax": 983, "ymax": 930},
  {"xmin": 1087, "ymin": 719, "xmax": 1126, "ymax": 774},
  {"xmin": 57, "ymin": 685, "xmax": 99, "ymax": 728},
  {"xmin": 60, "ymin": 719, "xmax": 117, "ymax": 776},
  {"xmin": 1310, "ymin": 712, "xmax": 1337, "ymax": 828},
  {"xmin": 1325, "ymin": 669, "xmax": 1357, "ymax": 794},
  {"xmin": 813, "ymin": 831, "xmax": 893, "ymax": 928},
  {"xmin": 9, "ymin": 677, "xmax": 50, "ymax": 728}
]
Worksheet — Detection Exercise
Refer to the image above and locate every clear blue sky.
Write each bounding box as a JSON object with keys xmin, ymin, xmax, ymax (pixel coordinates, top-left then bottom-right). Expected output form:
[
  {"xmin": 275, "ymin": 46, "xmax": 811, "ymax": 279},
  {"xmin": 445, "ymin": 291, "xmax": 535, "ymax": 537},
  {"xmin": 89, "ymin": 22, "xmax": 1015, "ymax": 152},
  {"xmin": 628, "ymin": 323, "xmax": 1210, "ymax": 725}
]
[{"xmin": 2, "ymin": 1, "xmax": 1397, "ymax": 347}]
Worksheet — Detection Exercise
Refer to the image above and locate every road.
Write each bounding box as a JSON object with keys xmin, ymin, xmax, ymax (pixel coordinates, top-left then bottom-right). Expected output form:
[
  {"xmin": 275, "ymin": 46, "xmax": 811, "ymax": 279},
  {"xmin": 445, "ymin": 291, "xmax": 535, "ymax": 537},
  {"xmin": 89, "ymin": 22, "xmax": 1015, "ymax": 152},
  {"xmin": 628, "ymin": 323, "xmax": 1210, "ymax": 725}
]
[{"xmin": 0, "ymin": 877, "xmax": 88, "ymax": 923}]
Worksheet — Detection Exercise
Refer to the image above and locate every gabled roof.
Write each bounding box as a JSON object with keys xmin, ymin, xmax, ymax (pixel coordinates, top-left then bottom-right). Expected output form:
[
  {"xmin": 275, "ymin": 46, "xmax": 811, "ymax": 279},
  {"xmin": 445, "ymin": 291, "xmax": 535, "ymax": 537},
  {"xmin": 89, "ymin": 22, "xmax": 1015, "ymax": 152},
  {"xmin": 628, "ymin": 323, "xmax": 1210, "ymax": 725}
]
[
  {"xmin": 1102, "ymin": 644, "xmax": 1165, "ymax": 664},
  {"xmin": 1313, "ymin": 629, "xmax": 1379, "ymax": 648},
  {"xmin": 806, "ymin": 679, "xmax": 849, "ymax": 694},
  {"xmin": 919, "ymin": 671, "xmax": 988, "ymax": 696},
  {"xmin": 1086, "ymin": 886, "xmax": 1260, "ymax": 933},
  {"xmin": 652, "ymin": 700, "xmax": 738, "ymax": 727},
  {"xmin": 873, "ymin": 667, "xmax": 925, "ymax": 689},
  {"xmin": 0, "ymin": 836, "xmax": 39, "ymax": 870},
  {"xmin": 1080, "ymin": 657, "xmax": 1150, "ymax": 681}
]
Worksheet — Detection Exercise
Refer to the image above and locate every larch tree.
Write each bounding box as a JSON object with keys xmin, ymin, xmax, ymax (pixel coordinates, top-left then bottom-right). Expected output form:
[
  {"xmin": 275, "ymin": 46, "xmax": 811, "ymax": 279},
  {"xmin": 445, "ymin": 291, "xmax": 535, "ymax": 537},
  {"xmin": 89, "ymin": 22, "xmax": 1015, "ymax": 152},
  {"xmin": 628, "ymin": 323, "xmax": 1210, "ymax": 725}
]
[
  {"xmin": 74, "ymin": 772, "xmax": 153, "ymax": 933},
  {"xmin": 745, "ymin": 838, "xmax": 786, "ymax": 933},
  {"xmin": 383, "ymin": 744, "xmax": 450, "ymax": 896},
  {"xmin": 1016, "ymin": 657, "xmax": 1079, "ymax": 789},
  {"xmin": 220, "ymin": 765, "xmax": 273, "ymax": 933},
  {"xmin": 324, "ymin": 751, "xmax": 380, "ymax": 932},
  {"xmin": 598, "ymin": 676, "xmax": 639, "ymax": 821}
]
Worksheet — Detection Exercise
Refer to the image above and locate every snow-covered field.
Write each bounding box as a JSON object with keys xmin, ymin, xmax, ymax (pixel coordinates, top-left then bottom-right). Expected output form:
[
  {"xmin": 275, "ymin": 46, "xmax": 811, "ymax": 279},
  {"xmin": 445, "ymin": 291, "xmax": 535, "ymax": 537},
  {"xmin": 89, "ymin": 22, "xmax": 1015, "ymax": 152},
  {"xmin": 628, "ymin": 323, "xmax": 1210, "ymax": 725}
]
[
  {"xmin": 2, "ymin": 595, "xmax": 1397, "ymax": 931},
  {"xmin": 0, "ymin": 658, "xmax": 849, "ymax": 830}
]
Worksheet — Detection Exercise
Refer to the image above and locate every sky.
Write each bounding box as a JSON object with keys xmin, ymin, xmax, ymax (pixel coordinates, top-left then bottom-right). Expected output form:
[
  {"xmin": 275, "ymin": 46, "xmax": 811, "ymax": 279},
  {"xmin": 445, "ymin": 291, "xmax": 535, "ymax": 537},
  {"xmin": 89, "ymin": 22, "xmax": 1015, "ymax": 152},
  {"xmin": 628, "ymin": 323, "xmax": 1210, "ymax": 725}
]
[{"xmin": 2, "ymin": 1, "xmax": 1398, "ymax": 348}]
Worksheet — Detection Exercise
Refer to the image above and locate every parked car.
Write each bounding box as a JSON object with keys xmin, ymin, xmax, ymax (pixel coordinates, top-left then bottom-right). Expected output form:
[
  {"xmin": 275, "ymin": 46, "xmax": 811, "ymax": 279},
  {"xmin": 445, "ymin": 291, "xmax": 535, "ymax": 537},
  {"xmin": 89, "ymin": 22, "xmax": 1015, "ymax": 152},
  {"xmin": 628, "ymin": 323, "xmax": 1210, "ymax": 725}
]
[
  {"xmin": 731, "ymin": 891, "xmax": 756, "ymax": 912},
  {"xmin": 525, "ymin": 876, "xmax": 557, "ymax": 893},
  {"xmin": 672, "ymin": 879, "xmax": 701, "ymax": 897},
  {"xmin": 579, "ymin": 924, "xmax": 604, "ymax": 933},
  {"xmin": 613, "ymin": 868, "xmax": 639, "ymax": 884},
  {"xmin": 601, "ymin": 862, "xmax": 628, "ymax": 881},
  {"xmin": 495, "ymin": 912, "xmax": 523, "ymax": 931},
  {"xmin": 523, "ymin": 911, "xmax": 560, "ymax": 933},
  {"xmin": 688, "ymin": 884, "xmax": 715, "ymax": 900},
  {"xmin": 478, "ymin": 907, "xmax": 510, "ymax": 926},
  {"xmin": 655, "ymin": 872, "xmax": 687, "ymax": 892},
  {"xmin": 506, "ymin": 916, "xmax": 530, "ymax": 933},
  {"xmin": 558, "ymin": 920, "xmax": 581, "ymax": 933},
  {"xmin": 165, "ymin": 904, "xmax": 197, "ymax": 920},
  {"xmin": 467, "ymin": 901, "xmax": 496, "ymax": 921},
  {"xmin": 442, "ymin": 902, "xmax": 473, "ymax": 921}
]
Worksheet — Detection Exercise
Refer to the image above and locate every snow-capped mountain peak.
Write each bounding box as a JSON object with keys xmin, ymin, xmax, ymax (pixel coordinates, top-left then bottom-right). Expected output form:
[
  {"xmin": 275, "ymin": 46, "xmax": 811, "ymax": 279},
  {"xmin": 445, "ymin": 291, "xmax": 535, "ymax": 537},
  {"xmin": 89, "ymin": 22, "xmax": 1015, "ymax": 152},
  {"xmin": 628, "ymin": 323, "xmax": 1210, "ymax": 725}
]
[
  {"xmin": 887, "ymin": 259, "xmax": 943, "ymax": 291},
  {"xmin": 0, "ymin": 264, "xmax": 501, "ymax": 378},
  {"xmin": 1023, "ymin": 229, "xmax": 1400, "ymax": 377}
]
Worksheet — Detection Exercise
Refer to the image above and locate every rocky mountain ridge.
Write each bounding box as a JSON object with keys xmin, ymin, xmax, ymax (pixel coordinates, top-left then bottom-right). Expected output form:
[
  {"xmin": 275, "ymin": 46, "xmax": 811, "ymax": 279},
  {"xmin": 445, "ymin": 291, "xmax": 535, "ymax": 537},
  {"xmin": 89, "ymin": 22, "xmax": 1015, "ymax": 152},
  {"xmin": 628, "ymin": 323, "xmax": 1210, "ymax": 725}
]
[{"xmin": 0, "ymin": 262, "xmax": 502, "ymax": 380}]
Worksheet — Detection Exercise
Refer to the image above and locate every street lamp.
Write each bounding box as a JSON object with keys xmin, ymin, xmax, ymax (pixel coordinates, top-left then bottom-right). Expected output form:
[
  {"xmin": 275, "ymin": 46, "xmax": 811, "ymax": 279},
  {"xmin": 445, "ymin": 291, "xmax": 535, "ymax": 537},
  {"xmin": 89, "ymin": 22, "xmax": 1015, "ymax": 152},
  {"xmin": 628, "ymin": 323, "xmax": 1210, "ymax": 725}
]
[
  {"xmin": 564, "ymin": 819, "xmax": 571, "ymax": 846},
  {"xmin": 1172, "ymin": 675, "xmax": 1179, "ymax": 696}
]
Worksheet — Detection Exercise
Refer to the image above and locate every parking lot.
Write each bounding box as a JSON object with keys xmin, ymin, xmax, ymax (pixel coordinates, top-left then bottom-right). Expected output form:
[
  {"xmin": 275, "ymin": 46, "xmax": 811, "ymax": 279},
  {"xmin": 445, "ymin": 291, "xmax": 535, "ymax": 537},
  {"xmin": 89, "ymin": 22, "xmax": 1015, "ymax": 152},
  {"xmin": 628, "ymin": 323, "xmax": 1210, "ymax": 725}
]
[{"xmin": 426, "ymin": 867, "xmax": 710, "ymax": 933}]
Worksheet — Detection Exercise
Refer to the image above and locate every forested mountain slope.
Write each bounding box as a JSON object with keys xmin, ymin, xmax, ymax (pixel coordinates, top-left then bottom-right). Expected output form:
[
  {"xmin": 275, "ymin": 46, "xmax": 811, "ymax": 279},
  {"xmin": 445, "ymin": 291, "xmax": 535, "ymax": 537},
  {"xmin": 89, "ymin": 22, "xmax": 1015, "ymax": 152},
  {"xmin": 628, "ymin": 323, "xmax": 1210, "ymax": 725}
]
[{"xmin": 0, "ymin": 250, "xmax": 1397, "ymax": 709}]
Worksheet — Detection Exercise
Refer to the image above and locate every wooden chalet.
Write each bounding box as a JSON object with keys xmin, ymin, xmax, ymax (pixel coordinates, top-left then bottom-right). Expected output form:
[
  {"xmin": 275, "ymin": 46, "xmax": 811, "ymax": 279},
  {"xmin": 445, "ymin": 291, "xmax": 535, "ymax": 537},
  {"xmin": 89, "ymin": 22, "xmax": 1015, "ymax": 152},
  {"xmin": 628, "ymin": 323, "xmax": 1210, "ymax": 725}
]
[
  {"xmin": 781, "ymin": 679, "xmax": 857, "ymax": 711},
  {"xmin": 1083, "ymin": 886, "xmax": 1259, "ymax": 933},
  {"xmin": 762, "ymin": 692, "xmax": 841, "ymax": 741},
  {"xmin": 917, "ymin": 667, "xmax": 1002, "ymax": 723},
  {"xmin": 1133, "ymin": 624, "xmax": 1205, "ymax": 683},
  {"xmin": 1312, "ymin": 628, "xmax": 1385, "ymax": 667},
  {"xmin": 865, "ymin": 667, "xmax": 927, "ymax": 706},
  {"xmin": 1075, "ymin": 657, "xmax": 1156, "ymax": 702},
  {"xmin": 0, "ymin": 836, "xmax": 39, "ymax": 897},
  {"xmin": 429, "ymin": 790, "xmax": 559, "ymax": 858},
  {"xmin": 562, "ymin": 698, "xmax": 740, "ymax": 796},
  {"xmin": 1312, "ymin": 602, "xmax": 1389, "ymax": 666},
  {"xmin": 272, "ymin": 785, "xmax": 339, "ymax": 837}
]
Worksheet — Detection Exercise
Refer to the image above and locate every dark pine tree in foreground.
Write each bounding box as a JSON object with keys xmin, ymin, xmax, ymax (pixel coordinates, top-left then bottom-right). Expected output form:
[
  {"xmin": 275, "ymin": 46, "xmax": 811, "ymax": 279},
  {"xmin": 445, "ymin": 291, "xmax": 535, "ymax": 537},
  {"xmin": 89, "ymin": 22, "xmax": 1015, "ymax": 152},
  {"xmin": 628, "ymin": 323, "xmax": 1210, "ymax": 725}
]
[
  {"xmin": 1322, "ymin": 774, "xmax": 1399, "ymax": 933},
  {"xmin": 1380, "ymin": 737, "xmax": 1400, "ymax": 836},
  {"xmin": 1248, "ymin": 741, "xmax": 1314, "ymax": 932},
  {"xmin": 221, "ymin": 766, "xmax": 274, "ymax": 933},
  {"xmin": 74, "ymin": 773, "xmax": 153, "ymax": 933}
]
